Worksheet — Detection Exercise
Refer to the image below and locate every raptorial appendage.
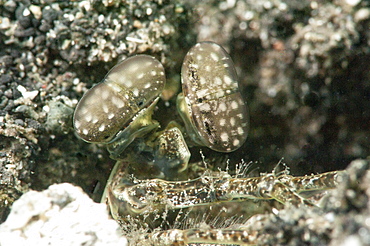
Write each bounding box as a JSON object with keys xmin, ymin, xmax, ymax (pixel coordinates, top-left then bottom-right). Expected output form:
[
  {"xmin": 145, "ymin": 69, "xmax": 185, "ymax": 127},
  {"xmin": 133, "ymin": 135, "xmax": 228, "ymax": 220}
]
[
  {"xmin": 105, "ymin": 162, "xmax": 342, "ymax": 245},
  {"xmin": 108, "ymin": 166, "xmax": 341, "ymax": 217}
]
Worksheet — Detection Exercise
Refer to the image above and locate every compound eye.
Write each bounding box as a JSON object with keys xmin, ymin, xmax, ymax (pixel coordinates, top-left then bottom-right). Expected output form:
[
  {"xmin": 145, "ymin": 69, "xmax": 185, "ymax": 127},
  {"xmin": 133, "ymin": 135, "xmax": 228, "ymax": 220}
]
[
  {"xmin": 180, "ymin": 42, "xmax": 249, "ymax": 152},
  {"xmin": 73, "ymin": 55, "xmax": 166, "ymax": 143}
]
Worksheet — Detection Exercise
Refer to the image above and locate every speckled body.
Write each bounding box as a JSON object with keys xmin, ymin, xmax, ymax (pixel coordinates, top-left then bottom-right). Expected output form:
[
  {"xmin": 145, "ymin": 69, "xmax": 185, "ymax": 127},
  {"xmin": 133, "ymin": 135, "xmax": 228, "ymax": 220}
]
[
  {"xmin": 180, "ymin": 42, "xmax": 249, "ymax": 152},
  {"xmin": 73, "ymin": 55, "xmax": 165, "ymax": 143}
]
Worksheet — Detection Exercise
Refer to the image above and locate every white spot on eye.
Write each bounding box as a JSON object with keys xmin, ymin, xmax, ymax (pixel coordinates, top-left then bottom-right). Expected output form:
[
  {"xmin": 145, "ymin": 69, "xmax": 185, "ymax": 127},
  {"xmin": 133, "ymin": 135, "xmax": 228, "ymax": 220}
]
[
  {"xmin": 215, "ymin": 90, "xmax": 226, "ymax": 98},
  {"xmin": 102, "ymin": 90, "xmax": 110, "ymax": 100},
  {"xmin": 200, "ymin": 77, "xmax": 207, "ymax": 85},
  {"xmin": 220, "ymin": 132, "xmax": 229, "ymax": 142},
  {"xmin": 132, "ymin": 88, "xmax": 139, "ymax": 96},
  {"xmin": 237, "ymin": 127, "xmax": 244, "ymax": 135},
  {"xmin": 74, "ymin": 120, "xmax": 81, "ymax": 129},
  {"xmin": 205, "ymin": 65, "xmax": 211, "ymax": 72},
  {"xmin": 125, "ymin": 80, "xmax": 133, "ymax": 87},
  {"xmin": 144, "ymin": 83, "xmax": 151, "ymax": 89},
  {"xmin": 108, "ymin": 82, "xmax": 123, "ymax": 93},
  {"xmin": 160, "ymin": 71, "xmax": 165, "ymax": 76},
  {"xmin": 211, "ymin": 43, "xmax": 221, "ymax": 51},
  {"xmin": 223, "ymin": 63, "xmax": 229, "ymax": 68},
  {"xmin": 233, "ymin": 139, "xmax": 240, "ymax": 146},
  {"xmin": 151, "ymin": 70, "xmax": 157, "ymax": 76},
  {"xmin": 85, "ymin": 114, "xmax": 92, "ymax": 122},
  {"xmin": 196, "ymin": 54, "xmax": 203, "ymax": 60},
  {"xmin": 130, "ymin": 64, "xmax": 139, "ymax": 72},
  {"xmin": 117, "ymin": 74, "xmax": 126, "ymax": 82},
  {"xmin": 112, "ymin": 96, "xmax": 125, "ymax": 108},
  {"xmin": 231, "ymin": 101, "xmax": 239, "ymax": 109},
  {"xmin": 80, "ymin": 106, "xmax": 89, "ymax": 115},
  {"xmin": 190, "ymin": 63, "xmax": 199, "ymax": 69},
  {"xmin": 199, "ymin": 103, "xmax": 211, "ymax": 111},
  {"xmin": 214, "ymin": 77, "xmax": 222, "ymax": 86},
  {"xmin": 237, "ymin": 113, "xmax": 243, "ymax": 119},
  {"xmin": 220, "ymin": 118, "xmax": 226, "ymax": 126},
  {"xmin": 145, "ymin": 61, "xmax": 153, "ymax": 67},
  {"xmin": 102, "ymin": 103, "xmax": 109, "ymax": 113},
  {"xmin": 224, "ymin": 75, "xmax": 233, "ymax": 85},
  {"xmin": 210, "ymin": 52, "xmax": 218, "ymax": 61},
  {"xmin": 137, "ymin": 73, "xmax": 144, "ymax": 79},
  {"xmin": 83, "ymin": 129, "xmax": 88, "ymax": 135},
  {"xmin": 92, "ymin": 118, "xmax": 98, "ymax": 124},
  {"xmin": 219, "ymin": 102, "xmax": 227, "ymax": 111},
  {"xmin": 108, "ymin": 113, "xmax": 114, "ymax": 119},
  {"xmin": 99, "ymin": 124, "xmax": 105, "ymax": 131},
  {"xmin": 196, "ymin": 89, "xmax": 208, "ymax": 98},
  {"xmin": 204, "ymin": 94, "xmax": 212, "ymax": 101},
  {"xmin": 230, "ymin": 117, "xmax": 235, "ymax": 126}
]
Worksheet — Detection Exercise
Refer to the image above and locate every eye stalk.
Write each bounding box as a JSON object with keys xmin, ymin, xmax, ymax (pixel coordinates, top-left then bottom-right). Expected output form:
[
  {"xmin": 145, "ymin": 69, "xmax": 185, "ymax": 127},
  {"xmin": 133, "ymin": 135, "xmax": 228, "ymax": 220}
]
[{"xmin": 178, "ymin": 41, "xmax": 249, "ymax": 152}]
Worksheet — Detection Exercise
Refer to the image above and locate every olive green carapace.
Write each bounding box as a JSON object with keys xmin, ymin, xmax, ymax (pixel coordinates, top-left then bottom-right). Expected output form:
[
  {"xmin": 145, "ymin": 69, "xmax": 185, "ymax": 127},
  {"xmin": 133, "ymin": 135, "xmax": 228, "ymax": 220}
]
[
  {"xmin": 180, "ymin": 42, "xmax": 249, "ymax": 152},
  {"xmin": 73, "ymin": 55, "xmax": 166, "ymax": 143}
]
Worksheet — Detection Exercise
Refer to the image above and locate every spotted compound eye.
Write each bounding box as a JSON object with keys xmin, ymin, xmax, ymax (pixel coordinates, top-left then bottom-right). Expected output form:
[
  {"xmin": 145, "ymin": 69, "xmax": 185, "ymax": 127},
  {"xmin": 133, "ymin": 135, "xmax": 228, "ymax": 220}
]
[
  {"xmin": 73, "ymin": 55, "xmax": 165, "ymax": 143},
  {"xmin": 180, "ymin": 42, "xmax": 249, "ymax": 152}
]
